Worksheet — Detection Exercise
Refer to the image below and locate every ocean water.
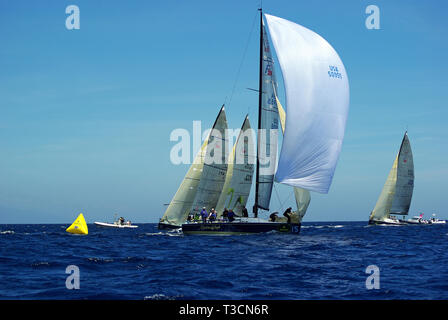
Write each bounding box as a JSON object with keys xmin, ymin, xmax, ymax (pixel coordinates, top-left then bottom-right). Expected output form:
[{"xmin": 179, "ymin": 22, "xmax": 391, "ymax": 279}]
[{"xmin": 1, "ymin": 222, "xmax": 447, "ymax": 300}]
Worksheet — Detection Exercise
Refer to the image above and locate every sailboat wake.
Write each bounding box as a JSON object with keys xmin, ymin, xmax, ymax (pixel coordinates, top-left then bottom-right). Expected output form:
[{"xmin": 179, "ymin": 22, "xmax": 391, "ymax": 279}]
[{"xmin": 145, "ymin": 229, "xmax": 183, "ymax": 237}]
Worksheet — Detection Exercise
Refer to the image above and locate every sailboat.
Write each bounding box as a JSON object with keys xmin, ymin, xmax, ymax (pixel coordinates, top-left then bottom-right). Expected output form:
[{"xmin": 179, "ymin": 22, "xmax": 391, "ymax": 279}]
[
  {"xmin": 368, "ymin": 132, "xmax": 414, "ymax": 225},
  {"xmin": 158, "ymin": 106, "xmax": 228, "ymax": 229},
  {"xmin": 180, "ymin": 10, "xmax": 350, "ymax": 235}
]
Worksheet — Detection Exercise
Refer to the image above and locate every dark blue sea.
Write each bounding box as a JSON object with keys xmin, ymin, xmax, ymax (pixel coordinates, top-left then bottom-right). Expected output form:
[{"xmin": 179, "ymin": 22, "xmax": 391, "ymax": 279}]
[{"xmin": 1, "ymin": 222, "xmax": 447, "ymax": 300}]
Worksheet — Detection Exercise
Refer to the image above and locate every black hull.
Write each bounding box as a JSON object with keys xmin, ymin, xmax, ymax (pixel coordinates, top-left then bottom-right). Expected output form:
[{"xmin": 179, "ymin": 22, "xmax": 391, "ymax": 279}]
[
  {"xmin": 158, "ymin": 222, "xmax": 181, "ymax": 230},
  {"xmin": 181, "ymin": 222, "xmax": 301, "ymax": 235}
]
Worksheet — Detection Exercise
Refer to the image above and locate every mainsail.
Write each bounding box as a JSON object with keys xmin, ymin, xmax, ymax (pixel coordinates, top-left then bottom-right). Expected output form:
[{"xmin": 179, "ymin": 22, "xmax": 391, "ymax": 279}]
[
  {"xmin": 215, "ymin": 116, "xmax": 254, "ymax": 216},
  {"xmin": 255, "ymin": 21, "xmax": 280, "ymax": 211},
  {"xmin": 190, "ymin": 107, "xmax": 229, "ymax": 216},
  {"xmin": 160, "ymin": 107, "xmax": 227, "ymax": 227},
  {"xmin": 369, "ymin": 132, "xmax": 414, "ymax": 221},
  {"xmin": 265, "ymin": 14, "xmax": 350, "ymax": 194},
  {"xmin": 390, "ymin": 133, "xmax": 414, "ymax": 215}
]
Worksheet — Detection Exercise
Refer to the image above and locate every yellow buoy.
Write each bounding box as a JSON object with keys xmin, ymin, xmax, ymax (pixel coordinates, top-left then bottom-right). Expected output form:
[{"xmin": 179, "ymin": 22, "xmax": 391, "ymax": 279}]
[{"xmin": 66, "ymin": 213, "xmax": 88, "ymax": 235}]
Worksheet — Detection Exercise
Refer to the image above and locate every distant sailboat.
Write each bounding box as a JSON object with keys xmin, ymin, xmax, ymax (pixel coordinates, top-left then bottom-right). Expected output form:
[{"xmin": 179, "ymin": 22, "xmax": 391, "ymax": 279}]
[
  {"xmin": 369, "ymin": 132, "xmax": 414, "ymax": 225},
  {"xmin": 158, "ymin": 107, "xmax": 228, "ymax": 229},
  {"xmin": 181, "ymin": 10, "xmax": 349, "ymax": 235}
]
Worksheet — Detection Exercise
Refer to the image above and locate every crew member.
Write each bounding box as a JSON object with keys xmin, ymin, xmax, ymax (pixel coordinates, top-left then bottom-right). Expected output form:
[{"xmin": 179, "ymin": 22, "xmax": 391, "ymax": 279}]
[
  {"xmin": 283, "ymin": 207, "xmax": 292, "ymax": 223},
  {"xmin": 200, "ymin": 207, "xmax": 208, "ymax": 224},
  {"xmin": 222, "ymin": 208, "xmax": 229, "ymax": 222},
  {"xmin": 209, "ymin": 208, "xmax": 217, "ymax": 223},
  {"xmin": 228, "ymin": 209, "xmax": 237, "ymax": 222},
  {"xmin": 194, "ymin": 212, "xmax": 200, "ymax": 222}
]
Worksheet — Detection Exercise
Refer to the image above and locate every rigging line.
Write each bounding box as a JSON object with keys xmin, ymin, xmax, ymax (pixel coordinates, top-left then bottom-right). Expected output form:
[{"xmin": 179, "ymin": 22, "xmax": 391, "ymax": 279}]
[
  {"xmin": 273, "ymin": 184, "xmax": 294, "ymax": 214},
  {"xmin": 273, "ymin": 183, "xmax": 283, "ymax": 212},
  {"xmin": 227, "ymin": 10, "xmax": 258, "ymax": 110}
]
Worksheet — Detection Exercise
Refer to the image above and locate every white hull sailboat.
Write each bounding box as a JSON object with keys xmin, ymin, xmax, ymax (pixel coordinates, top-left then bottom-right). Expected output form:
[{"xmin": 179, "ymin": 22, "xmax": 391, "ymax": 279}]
[
  {"xmin": 180, "ymin": 9, "xmax": 350, "ymax": 235},
  {"xmin": 369, "ymin": 132, "xmax": 414, "ymax": 225}
]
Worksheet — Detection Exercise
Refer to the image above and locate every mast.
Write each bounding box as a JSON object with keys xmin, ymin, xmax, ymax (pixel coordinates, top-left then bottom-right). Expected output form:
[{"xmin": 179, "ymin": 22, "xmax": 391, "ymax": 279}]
[{"xmin": 254, "ymin": 7, "xmax": 263, "ymax": 218}]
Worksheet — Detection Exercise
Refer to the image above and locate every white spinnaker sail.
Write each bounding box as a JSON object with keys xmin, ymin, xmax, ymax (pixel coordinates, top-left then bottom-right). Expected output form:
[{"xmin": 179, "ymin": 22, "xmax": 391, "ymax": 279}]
[
  {"xmin": 190, "ymin": 107, "xmax": 229, "ymax": 215},
  {"xmin": 160, "ymin": 135, "xmax": 209, "ymax": 226},
  {"xmin": 265, "ymin": 14, "xmax": 350, "ymax": 194},
  {"xmin": 278, "ymin": 97, "xmax": 311, "ymax": 219},
  {"xmin": 256, "ymin": 22, "xmax": 280, "ymax": 211},
  {"xmin": 390, "ymin": 133, "xmax": 414, "ymax": 215},
  {"xmin": 215, "ymin": 116, "xmax": 254, "ymax": 216},
  {"xmin": 370, "ymin": 132, "xmax": 414, "ymax": 221}
]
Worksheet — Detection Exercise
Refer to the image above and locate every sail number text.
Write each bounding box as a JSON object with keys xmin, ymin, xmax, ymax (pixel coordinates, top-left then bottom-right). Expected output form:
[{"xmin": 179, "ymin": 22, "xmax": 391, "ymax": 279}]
[{"xmin": 328, "ymin": 65, "xmax": 342, "ymax": 79}]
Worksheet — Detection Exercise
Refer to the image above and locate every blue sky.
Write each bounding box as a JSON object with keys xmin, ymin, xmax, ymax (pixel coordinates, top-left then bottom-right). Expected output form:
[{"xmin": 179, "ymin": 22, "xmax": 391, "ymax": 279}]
[{"xmin": 0, "ymin": 0, "xmax": 447, "ymax": 223}]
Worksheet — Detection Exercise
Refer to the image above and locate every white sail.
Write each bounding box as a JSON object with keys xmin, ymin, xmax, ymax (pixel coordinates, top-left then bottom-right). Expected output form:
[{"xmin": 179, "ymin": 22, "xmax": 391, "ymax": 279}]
[
  {"xmin": 256, "ymin": 22, "xmax": 280, "ymax": 210},
  {"xmin": 160, "ymin": 137, "xmax": 209, "ymax": 226},
  {"xmin": 294, "ymin": 187, "xmax": 311, "ymax": 220},
  {"xmin": 190, "ymin": 107, "xmax": 229, "ymax": 215},
  {"xmin": 390, "ymin": 133, "xmax": 414, "ymax": 215},
  {"xmin": 215, "ymin": 116, "xmax": 254, "ymax": 216},
  {"xmin": 265, "ymin": 14, "xmax": 350, "ymax": 194},
  {"xmin": 161, "ymin": 107, "xmax": 228, "ymax": 226},
  {"xmin": 370, "ymin": 132, "xmax": 414, "ymax": 221},
  {"xmin": 369, "ymin": 156, "xmax": 398, "ymax": 222},
  {"xmin": 278, "ymin": 96, "xmax": 311, "ymax": 219}
]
